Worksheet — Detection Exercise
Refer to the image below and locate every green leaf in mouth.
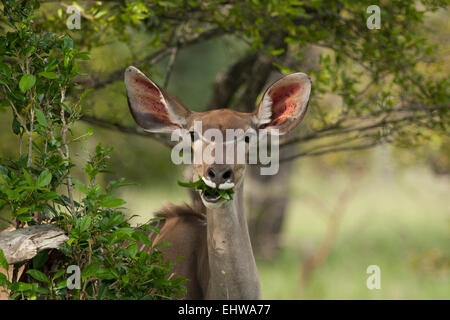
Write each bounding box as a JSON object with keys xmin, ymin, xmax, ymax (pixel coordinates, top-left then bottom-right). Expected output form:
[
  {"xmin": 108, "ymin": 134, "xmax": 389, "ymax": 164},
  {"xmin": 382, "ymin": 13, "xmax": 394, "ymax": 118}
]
[{"xmin": 177, "ymin": 176, "xmax": 234, "ymax": 201}]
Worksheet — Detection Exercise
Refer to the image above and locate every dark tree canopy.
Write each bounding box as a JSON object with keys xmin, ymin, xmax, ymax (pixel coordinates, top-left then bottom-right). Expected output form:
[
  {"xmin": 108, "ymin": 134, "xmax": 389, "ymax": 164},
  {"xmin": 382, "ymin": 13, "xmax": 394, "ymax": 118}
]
[{"xmin": 1, "ymin": 1, "xmax": 445, "ymax": 160}]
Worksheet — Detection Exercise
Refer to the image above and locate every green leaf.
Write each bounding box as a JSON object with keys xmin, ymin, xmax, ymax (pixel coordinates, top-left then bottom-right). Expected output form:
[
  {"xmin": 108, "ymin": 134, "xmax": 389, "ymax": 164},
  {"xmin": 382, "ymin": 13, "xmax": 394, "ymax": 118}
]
[
  {"xmin": 55, "ymin": 279, "xmax": 67, "ymax": 289},
  {"xmin": 80, "ymin": 88, "xmax": 92, "ymax": 99},
  {"xmin": 12, "ymin": 117, "xmax": 21, "ymax": 135},
  {"xmin": 63, "ymin": 36, "xmax": 74, "ymax": 49},
  {"xmin": 95, "ymin": 268, "xmax": 116, "ymax": 280},
  {"xmin": 35, "ymin": 108, "xmax": 48, "ymax": 127},
  {"xmin": 112, "ymin": 227, "xmax": 134, "ymax": 241},
  {"xmin": 16, "ymin": 207, "xmax": 30, "ymax": 215},
  {"xmin": 19, "ymin": 74, "xmax": 36, "ymax": 92},
  {"xmin": 82, "ymin": 262, "xmax": 100, "ymax": 280},
  {"xmin": 74, "ymin": 184, "xmax": 89, "ymax": 194},
  {"xmin": 77, "ymin": 216, "xmax": 91, "ymax": 232},
  {"xmin": 121, "ymin": 274, "xmax": 130, "ymax": 285},
  {"xmin": 76, "ymin": 52, "xmax": 90, "ymax": 60},
  {"xmin": 11, "ymin": 282, "xmax": 32, "ymax": 292},
  {"xmin": 60, "ymin": 102, "xmax": 72, "ymax": 114},
  {"xmin": 178, "ymin": 176, "xmax": 234, "ymax": 201},
  {"xmin": 36, "ymin": 170, "xmax": 52, "ymax": 187},
  {"xmin": 22, "ymin": 169, "xmax": 34, "ymax": 185},
  {"xmin": 127, "ymin": 243, "xmax": 138, "ymax": 258},
  {"xmin": 66, "ymin": 238, "xmax": 77, "ymax": 246},
  {"xmin": 97, "ymin": 283, "xmax": 113, "ymax": 299},
  {"xmin": 53, "ymin": 268, "xmax": 66, "ymax": 280},
  {"xmin": 36, "ymin": 287, "xmax": 50, "ymax": 295},
  {"xmin": 17, "ymin": 213, "xmax": 32, "ymax": 222},
  {"xmin": 0, "ymin": 272, "xmax": 8, "ymax": 286},
  {"xmin": 154, "ymin": 241, "xmax": 172, "ymax": 248},
  {"xmin": 0, "ymin": 248, "xmax": 9, "ymax": 270},
  {"xmin": 99, "ymin": 198, "xmax": 126, "ymax": 207},
  {"xmin": 132, "ymin": 230, "xmax": 151, "ymax": 245},
  {"xmin": 38, "ymin": 191, "xmax": 59, "ymax": 200},
  {"xmin": 26, "ymin": 269, "xmax": 50, "ymax": 284},
  {"xmin": 38, "ymin": 71, "xmax": 58, "ymax": 79},
  {"xmin": 32, "ymin": 250, "xmax": 49, "ymax": 269}
]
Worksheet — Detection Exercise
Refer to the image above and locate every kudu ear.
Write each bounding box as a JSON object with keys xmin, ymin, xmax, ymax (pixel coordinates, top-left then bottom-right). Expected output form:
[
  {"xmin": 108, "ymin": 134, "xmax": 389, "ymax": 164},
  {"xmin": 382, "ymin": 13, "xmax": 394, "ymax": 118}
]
[
  {"xmin": 124, "ymin": 66, "xmax": 191, "ymax": 133},
  {"xmin": 253, "ymin": 73, "xmax": 311, "ymax": 135}
]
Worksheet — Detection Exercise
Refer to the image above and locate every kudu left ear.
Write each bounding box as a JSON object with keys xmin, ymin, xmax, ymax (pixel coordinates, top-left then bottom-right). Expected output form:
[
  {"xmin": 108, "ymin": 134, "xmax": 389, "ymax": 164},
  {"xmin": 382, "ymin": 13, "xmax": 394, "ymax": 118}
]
[
  {"xmin": 124, "ymin": 66, "xmax": 191, "ymax": 133},
  {"xmin": 253, "ymin": 73, "xmax": 311, "ymax": 135}
]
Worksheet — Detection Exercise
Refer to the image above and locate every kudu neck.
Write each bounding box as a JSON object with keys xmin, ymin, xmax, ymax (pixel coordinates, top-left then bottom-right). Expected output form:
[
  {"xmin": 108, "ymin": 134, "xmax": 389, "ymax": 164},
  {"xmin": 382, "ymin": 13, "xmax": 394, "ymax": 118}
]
[{"xmin": 204, "ymin": 181, "xmax": 261, "ymax": 299}]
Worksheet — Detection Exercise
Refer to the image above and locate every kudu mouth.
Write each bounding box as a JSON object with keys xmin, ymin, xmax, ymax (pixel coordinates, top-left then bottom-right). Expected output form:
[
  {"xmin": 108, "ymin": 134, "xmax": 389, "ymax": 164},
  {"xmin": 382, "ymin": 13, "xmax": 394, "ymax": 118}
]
[
  {"xmin": 201, "ymin": 191, "xmax": 222, "ymax": 203},
  {"xmin": 198, "ymin": 176, "xmax": 234, "ymax": 204}
]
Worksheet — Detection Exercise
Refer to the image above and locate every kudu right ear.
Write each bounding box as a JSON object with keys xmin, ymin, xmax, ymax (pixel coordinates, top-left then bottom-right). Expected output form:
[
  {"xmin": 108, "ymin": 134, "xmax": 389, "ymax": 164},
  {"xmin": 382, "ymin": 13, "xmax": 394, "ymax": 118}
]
[{"xmin": 124, "ymin": 66, "xmax": 191, "ymax": 133}]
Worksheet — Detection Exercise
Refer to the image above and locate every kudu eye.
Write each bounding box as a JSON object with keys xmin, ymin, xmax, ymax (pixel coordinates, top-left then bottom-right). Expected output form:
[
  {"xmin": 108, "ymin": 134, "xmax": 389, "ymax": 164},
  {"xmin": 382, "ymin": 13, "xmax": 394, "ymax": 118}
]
[
  {"xmin": 190, "ymin": 131, "xmax": 199, "ymax": 142},
  {"xmin": 244, "ymin": 135, "xmax": 250, "ymax": 143}
]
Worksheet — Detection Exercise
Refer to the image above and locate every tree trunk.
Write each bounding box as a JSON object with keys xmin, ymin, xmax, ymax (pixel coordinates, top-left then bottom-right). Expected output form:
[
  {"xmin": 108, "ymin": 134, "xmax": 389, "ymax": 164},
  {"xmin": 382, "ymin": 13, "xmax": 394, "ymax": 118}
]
[
  {"xmin": 246, "ymin": 143, "xmax": 296, "ymax": 259},
  {"xmin": 246, "ymin": 47, "xmax": 319, "ymax": 259}
]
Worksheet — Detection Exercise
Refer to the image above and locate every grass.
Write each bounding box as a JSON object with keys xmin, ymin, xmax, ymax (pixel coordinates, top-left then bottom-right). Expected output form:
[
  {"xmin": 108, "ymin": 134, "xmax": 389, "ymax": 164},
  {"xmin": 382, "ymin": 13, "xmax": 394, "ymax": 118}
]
[{"xmin": 115, "ymin": 152, "xmax": 450, "ymax": 299}]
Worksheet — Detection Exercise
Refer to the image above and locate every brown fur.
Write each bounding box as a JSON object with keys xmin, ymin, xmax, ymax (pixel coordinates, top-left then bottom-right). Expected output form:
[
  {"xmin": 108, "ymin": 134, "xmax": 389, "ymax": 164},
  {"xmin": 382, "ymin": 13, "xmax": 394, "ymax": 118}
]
[{"xmin": 150, "ymin": 204, "xmax": 209, "ymax": 299}]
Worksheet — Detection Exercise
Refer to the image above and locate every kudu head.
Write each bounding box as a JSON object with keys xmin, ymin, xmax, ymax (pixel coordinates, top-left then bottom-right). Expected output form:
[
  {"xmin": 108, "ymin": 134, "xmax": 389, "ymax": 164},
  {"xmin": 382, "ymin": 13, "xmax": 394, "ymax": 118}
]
[{"xmin": 125, "ymin": 66, "xmax": 311, "ymax": 208}]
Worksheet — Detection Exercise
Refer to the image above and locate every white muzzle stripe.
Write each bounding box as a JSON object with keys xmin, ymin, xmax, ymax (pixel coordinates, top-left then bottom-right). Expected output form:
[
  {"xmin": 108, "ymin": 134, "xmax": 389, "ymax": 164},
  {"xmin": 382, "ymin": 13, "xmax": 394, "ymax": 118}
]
[
  {"xmin": 218, "ymin": 182, "xmax": 235, "ymax": 190},
  {"xmin": 201, "ymin": 176, "xmax": 216, "ymax": 189}
]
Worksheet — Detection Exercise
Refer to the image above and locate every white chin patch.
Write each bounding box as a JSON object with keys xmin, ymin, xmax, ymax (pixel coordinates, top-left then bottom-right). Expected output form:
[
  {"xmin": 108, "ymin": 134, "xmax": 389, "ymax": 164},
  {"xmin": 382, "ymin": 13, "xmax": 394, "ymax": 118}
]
[{"xmin": 201, "ymin": 199, "xmax": 224, "ymax": 209}]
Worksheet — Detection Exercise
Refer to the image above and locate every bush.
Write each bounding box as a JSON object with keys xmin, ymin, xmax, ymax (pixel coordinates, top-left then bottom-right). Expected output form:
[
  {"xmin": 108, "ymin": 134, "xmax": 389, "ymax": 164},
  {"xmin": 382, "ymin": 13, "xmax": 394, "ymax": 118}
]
[{"xmin": 0, "ymin": 0, "xmax": 186, "ymax": 300}]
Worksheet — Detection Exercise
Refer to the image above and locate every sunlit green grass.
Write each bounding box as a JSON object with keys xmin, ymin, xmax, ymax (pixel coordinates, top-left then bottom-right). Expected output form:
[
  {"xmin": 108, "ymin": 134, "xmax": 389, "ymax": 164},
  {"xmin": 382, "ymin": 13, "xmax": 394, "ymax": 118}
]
[{"xmin": 258, "ymin": 159, "xmax": 449, "ymax": 299}]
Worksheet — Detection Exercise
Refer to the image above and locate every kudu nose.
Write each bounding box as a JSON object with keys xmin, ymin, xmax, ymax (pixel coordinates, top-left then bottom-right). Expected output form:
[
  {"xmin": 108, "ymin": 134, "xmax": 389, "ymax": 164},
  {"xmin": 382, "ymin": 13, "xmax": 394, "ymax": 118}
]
[{"xmin": 207, "ymin": 167, "xmax": 233, "ymax": 186}]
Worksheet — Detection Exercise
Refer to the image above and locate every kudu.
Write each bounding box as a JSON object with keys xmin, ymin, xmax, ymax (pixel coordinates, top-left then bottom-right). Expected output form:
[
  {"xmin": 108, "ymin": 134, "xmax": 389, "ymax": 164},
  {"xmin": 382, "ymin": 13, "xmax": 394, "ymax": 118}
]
[{"xmin": 125, "ymin": 66, "xmax": 311, "ymax": 299}]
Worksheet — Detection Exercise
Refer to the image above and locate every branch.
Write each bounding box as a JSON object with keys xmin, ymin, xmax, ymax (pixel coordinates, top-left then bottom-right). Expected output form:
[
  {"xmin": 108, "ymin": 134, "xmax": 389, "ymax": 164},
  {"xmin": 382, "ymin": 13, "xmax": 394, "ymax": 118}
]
[
  {"xmin": 300, "ymin": 168, "xmax": 364, "ymax": 285},
  {"xmin": 82, "ymin": 28, "xmax": 223, "ymax": 91},
  {"xmin": 208, "ymin": 30, "xmax": 287, "ymax": 112},
  {"xmin": 207, "ymin": 53, "xmax": 258, "ymax": 109},
  {"xmin": 0, "ymin": 225, "xmax": 68, "ymax": 264},
  {"xmin": 59, "ymin": 88, "xmax": 75, "ymax": 218},
  {"xmin": 280, "ymin": 106, "xmax": 445, "ymax": 147},
  {"xmin": 278, "ymin": 107, "xmax": 444, "ymax": 162},
  {"xmin": 280, "ymin": 140, "xmax": 386, "ymax": 162},
  {"xmin": 163, "ymin": 46, "xmax": 179, "ymax": 89},
  {"xmin": 80, "ymin": 115, "xmax": 175, "ymax": 147}
]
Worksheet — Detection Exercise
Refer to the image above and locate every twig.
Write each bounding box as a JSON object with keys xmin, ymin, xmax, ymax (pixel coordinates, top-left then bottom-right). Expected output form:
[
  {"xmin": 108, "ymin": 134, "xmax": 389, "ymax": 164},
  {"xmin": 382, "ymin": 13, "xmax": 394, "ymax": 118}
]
[
  {"xmin": 280, "ymin": 140, "xmax": 385, "ymax": 162},
  {"xmin": 280, "ymin": 111, "xmax": 439, "ymax": 147},
  {"xmin": 163, "ymin": 46, "xmax": 178, "ymax": 89},
  {"xmin": 27, "ymin": 107, "xmax": 34, "ymax": 167},
  {"xmin": 81, "ymin": 28, "xmax": 223, "ymax": 90},
  {"xmin": 300, "ymin": 169, "xmax": 364, "ymax": 286},
  {"xmin": 80, "ymin": 115, "xmax": 175, "ymax": 147},
  {"xmin": 59, "ymin": 88, "xmax": 75, "ymax": 218}
]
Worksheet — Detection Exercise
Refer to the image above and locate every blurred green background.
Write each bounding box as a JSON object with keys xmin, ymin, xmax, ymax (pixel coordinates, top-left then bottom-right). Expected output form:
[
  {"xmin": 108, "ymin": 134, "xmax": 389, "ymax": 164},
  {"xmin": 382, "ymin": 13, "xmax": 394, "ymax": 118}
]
[{"xmin": 0, "ymin": 2, "xmax": 448, "ymax": 300}]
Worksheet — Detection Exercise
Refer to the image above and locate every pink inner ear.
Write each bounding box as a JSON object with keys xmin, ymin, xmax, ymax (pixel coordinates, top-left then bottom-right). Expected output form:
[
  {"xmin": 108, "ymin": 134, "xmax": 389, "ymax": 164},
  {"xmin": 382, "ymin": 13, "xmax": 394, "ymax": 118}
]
[
  {"xmin": 262, "ymin": 83, "xmax": 301, "ymax": 128},
  {"xmin": 134, "ymin": 77, "xmax": 173, "ymax": 126}
]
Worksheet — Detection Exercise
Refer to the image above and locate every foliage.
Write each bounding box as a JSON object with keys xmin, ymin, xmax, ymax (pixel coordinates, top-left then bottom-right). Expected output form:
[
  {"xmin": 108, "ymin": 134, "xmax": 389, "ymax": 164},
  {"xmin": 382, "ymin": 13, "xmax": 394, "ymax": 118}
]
[
  {"xmin": 1, "ymin": 0, "xmax": 446, "ymax": 162},
  {"xmin": 0, "ymin": 0, "xmax": 186, "ymax": 300},
  {"xmin": 10, "ymin": 0, "xmax": 445, "ymax": 164},
  {"xmin": 178, "ymin": 175, "xmax": 235, "ymax": 201}
]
